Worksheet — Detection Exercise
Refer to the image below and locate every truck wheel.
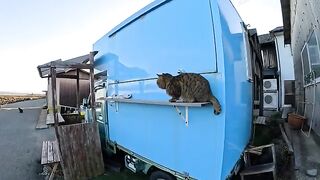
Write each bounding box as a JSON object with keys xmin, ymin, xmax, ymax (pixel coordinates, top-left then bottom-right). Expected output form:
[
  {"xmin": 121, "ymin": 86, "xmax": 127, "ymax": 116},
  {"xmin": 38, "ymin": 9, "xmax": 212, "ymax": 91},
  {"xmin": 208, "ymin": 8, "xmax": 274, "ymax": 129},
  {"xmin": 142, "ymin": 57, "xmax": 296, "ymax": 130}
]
[{"xmin": 149, "ymin": 170, "xmax": 175, "ymax": 180}]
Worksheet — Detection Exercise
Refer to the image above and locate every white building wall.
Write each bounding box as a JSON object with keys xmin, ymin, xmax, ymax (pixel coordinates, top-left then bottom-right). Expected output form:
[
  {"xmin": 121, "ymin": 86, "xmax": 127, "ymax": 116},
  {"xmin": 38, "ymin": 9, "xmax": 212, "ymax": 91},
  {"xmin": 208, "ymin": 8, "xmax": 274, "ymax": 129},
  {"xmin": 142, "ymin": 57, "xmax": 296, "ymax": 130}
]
[
  {"xmin": 274, "ymin": 32, "xmax": 295, "ymax": 107},
  {"xmin": 289, "ymin": 0, "xmax": 320, "ymax": 136}
]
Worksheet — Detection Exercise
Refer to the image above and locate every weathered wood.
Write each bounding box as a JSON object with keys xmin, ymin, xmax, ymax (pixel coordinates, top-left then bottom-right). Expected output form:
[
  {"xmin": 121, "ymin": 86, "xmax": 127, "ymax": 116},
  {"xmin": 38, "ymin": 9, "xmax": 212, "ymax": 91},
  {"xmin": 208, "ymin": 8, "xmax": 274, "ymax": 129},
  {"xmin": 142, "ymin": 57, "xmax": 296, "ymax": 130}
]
[
  {"xmin": 50, "ymin": 67, "xmax": 58, "ymax": 127},
  {"xmin": 76, "ymin": 69, "xmax": 80, "ymax": 110},
  {"xmin": 36, "ymin": 109, "xmax": 48, "ymax": 129},
  {"xmin": 283, "ymin": 122, "xmax": 292, "ymax": 141},
  {"xmin": 290, "ymin": 129, "xmax": 302, "ymax": 170},
  {"xmin": 39, "ymin": 63, "xmax": 92, "ymax": 69},
  {"xmin": 41, "ymin": 140, "xmax": 60, "ymax": 165},
  {"xmin": 57, "ymin": 123, "xmax": 104, "ymax": 180},
  {"xmin": 59, "ymin": 79, "xmax": 90, "ymax": 107},
  {"xmin": 46, "ymin": 113, "xmax": 65, "ymax": 125},
  {"xmin": 56, "ymin": 74, "xmax": 78, "ymax": 79},
  {"xmin": 41, "ymin": 141, "xmax": 48, "ymax": 165},
  {"xmin": 254, "ymin": 116, "xmax": 267, "ymax": 125},
  {"xmin": 89, "ymin": 52, "xmax": 97, "ymax": 123},
  {"xmin": 52, "ymin": 141, "xmax": 60, "ymax": 163},
  {"xmin": 279, "ymin": 124, "xmax": 294, "ymax": 154},
  {"xmin": 49, "ymin": 163, "xmax": 59, "ymax": 180},
  {"xmin": 48, "ymin": 141, "xmax": 54, "ymax": 163},
  {"xmin": 240, "ymin": 163, "xmax": 275, "ymax": 175}
]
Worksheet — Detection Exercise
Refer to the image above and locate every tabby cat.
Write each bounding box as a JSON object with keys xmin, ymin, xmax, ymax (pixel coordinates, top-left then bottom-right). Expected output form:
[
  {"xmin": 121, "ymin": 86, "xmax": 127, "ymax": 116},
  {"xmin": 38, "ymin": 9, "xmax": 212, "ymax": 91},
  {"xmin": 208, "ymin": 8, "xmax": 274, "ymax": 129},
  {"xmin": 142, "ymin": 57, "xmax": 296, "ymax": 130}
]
[{"xmin": 156, "ymin": 73, "xmax": 221, "ymax": 115}]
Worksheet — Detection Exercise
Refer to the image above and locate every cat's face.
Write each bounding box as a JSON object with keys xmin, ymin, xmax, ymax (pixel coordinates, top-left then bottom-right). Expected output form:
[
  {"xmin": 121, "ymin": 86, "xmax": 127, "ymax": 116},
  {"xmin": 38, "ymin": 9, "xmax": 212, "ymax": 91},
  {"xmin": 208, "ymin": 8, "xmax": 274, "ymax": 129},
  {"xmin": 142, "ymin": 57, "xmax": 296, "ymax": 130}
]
[{"xmin": 156, "ymin": 73, "xmax": 172, "ymax": 89}]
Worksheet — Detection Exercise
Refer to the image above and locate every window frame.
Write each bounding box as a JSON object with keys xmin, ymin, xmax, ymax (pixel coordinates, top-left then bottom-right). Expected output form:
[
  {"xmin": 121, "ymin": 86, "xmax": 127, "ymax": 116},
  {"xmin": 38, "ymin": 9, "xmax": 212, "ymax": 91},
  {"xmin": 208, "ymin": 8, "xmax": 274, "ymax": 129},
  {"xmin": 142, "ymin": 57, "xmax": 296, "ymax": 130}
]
[
  {"xmin": 302, "ymin": 29, "xmax": 320, "ymax": 87},
  {"xmin": 241, "ymin": 22, "xmax": 253, "ymax": 82}
]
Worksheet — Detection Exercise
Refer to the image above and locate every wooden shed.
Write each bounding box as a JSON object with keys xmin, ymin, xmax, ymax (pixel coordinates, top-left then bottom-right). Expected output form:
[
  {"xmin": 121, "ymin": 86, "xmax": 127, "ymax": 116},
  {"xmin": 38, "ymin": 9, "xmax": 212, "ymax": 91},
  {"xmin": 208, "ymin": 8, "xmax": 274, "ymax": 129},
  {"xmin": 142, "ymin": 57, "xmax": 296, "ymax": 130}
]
[
  {"xmin": 37, "ymin": 52, "xmax": 105, "ymax": 180},
  {"xmin": 38, "ymin": 54, "xmax": 91, "ymax": 113}
]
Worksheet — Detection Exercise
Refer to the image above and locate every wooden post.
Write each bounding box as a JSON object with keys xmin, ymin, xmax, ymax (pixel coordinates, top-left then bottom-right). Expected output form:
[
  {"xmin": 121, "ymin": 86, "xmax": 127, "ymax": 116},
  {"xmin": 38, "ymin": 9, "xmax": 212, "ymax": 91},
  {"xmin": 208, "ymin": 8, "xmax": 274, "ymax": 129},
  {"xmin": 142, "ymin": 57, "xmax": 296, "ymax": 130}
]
[
  {"xmin": 50, "ymin": 66, "xmax": 60, "ymax": 143},
  {"xmin": 89, "ymin": 52, "xmax": 96, "ymax": 123},
  {"xmin": 76, "ymin": 69, "xmax": 80, "ymax": 110},
  {"xmin": 50, "ymin": 66, "xmax": 58, "ymax": 127}
]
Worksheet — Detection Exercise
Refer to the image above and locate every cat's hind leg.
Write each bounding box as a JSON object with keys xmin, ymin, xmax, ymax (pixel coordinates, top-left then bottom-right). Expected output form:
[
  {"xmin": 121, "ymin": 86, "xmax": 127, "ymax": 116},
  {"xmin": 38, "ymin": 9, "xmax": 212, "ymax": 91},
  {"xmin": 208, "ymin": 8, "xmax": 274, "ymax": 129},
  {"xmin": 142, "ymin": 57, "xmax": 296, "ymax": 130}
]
[{"xmin": 183, "ymin": 97, "xmax": 196, "ymax": 103}]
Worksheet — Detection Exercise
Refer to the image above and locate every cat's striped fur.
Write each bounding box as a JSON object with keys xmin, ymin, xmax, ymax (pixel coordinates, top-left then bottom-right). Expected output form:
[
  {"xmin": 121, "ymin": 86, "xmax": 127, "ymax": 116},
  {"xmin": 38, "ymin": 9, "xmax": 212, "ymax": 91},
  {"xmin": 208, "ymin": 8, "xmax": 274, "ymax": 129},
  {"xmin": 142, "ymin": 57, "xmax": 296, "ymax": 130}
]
[{"xmin": 157, "ymin": 73, "xmax": 221, "ymax": 115}]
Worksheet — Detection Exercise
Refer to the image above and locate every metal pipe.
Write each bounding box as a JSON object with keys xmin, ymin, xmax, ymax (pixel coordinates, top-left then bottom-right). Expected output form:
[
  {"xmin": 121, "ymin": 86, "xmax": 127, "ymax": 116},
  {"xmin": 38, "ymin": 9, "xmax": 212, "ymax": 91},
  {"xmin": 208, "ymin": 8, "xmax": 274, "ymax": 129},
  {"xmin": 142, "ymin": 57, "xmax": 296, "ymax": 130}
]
[
  {"xmin": 301, "ymin": 71, "xmax": 316, "ymax": 137},
  {"xmin": 108, "ymin": 71, "xmax": 217, "ymax": 85}
]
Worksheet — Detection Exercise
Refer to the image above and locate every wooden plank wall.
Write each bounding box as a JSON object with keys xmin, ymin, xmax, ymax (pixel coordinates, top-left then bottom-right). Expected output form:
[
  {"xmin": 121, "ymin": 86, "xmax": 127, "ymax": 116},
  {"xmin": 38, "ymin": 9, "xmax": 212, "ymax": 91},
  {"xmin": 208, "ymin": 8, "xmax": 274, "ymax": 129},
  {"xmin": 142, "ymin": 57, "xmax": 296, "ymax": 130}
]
[
  {"xmin": 57, "ymin": 123, "xmax": 104, "ymax": 180},
  {"xmin": 59, "ymin": 79, "xmax": 90, "ymax": 107}
]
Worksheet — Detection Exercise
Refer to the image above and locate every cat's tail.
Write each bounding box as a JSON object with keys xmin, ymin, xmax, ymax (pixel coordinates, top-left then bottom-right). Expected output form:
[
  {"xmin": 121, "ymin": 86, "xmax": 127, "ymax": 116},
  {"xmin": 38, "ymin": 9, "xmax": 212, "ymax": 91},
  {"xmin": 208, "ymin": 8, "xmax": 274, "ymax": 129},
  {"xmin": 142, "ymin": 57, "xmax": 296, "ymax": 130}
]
[{"xmin": 209, "ymin": 96, "xmax": 221, "ymax": 115}]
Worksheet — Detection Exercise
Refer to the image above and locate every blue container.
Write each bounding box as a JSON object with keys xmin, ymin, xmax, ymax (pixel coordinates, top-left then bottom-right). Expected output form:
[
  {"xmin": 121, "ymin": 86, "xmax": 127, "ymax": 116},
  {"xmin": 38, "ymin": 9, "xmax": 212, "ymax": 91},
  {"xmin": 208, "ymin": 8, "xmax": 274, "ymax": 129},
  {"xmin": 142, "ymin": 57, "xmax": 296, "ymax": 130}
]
[{"xmin": 93, "ymin": 0, "xmax": 252, "ymax": 179}]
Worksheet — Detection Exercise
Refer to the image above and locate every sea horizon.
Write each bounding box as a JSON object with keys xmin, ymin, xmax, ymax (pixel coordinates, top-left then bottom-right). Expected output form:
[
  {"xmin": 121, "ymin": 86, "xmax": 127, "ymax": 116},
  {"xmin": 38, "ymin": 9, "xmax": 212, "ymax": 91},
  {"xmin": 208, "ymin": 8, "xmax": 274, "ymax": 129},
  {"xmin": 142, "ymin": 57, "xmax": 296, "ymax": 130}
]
[{"xmin": 0, "ymin": 91, "xmax": 45, "ymax": 96}]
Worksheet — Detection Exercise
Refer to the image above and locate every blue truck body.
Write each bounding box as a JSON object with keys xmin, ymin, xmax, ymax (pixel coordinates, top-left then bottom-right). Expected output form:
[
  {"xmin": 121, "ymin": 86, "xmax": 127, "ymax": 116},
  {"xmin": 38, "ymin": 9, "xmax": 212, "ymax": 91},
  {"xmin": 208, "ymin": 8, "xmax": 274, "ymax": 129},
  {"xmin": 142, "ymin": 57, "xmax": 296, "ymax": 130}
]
[{"xmin": 93, "ymin": 0, "xmax": 252, "ymax": 179}]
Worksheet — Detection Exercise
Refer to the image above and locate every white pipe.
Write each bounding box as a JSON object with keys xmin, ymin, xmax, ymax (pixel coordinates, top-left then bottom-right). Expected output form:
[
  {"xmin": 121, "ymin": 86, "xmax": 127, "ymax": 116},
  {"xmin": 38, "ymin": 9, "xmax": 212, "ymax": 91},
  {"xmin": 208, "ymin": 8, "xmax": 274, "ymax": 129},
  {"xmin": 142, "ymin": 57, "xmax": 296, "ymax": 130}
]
[{"xmin": 301, "ymin": 71, "xmax": 316, "ymax": 137}]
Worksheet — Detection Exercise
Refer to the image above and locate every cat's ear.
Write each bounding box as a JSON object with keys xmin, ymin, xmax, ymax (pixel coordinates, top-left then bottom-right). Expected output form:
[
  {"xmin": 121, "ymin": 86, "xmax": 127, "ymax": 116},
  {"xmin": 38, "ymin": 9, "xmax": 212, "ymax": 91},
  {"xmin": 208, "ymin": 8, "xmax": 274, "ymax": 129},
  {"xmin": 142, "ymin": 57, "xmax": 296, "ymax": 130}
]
[{"xmin": 156, "ymin": 73, "xmax": 161, "ymax": 77}]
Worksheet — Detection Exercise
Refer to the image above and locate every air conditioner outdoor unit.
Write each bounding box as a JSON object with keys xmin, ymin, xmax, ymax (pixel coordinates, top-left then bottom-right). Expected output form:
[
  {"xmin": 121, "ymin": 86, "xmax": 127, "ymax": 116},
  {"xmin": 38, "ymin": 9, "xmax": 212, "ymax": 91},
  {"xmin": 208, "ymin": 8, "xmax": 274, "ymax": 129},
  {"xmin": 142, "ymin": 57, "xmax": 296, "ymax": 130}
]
[
  {"xmin": 263, "ymin": 92, "xmax": 278, "ymax": 109},
  {"xmin": 263, "ymin": 79, "xmax": 278, "ymax": 91}
]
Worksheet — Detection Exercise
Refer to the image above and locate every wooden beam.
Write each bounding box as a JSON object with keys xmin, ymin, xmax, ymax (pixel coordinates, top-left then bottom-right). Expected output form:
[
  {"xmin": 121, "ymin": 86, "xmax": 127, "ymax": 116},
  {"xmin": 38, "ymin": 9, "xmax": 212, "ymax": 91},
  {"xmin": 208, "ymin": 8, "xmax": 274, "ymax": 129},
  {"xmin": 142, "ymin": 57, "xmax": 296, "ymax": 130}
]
[
  {"xmin": 39, "ymin": 63, "xmax": 92, "ymax": 69},
  {"xmin": 279, "ymin": 124, "xmax": 294, "ymax": 154},
  {"xmin": 37, "ymin": 66, "xmax": 44, "ymax": 78},
  {"xmin": 50, "ymin": 66, "xmax": 62, "ymax": 155},
  {"xmin": 56, "ymin": 75, "xmax": 78, "ymax": 79},
  {"xmin": 49, "ymin": 163, "xmax": 59, "ymax": 180},
  {"xmin": 94, "ymin": 70, "xmax": 107, "ymax": 79},
  {"xmin": 44, "ymin": 74, "xmax": 89, "ymax": 80}
]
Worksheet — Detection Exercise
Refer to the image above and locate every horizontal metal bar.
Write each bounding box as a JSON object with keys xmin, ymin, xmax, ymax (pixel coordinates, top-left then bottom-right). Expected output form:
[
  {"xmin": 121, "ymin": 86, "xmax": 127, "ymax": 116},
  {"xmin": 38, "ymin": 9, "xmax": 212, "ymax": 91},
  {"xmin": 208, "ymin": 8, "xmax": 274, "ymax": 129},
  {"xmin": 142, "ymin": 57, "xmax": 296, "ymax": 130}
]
[
  {"xmin": 108, "ymin": 71, "xmax": 217, "ymax": 85},
  {"xmin": 108, "ymin": 77, "xmax": 157, "ymax": 85},
  {"xmin": 106, "ymin": 98, "xmax": 209, "ymax": 107}
]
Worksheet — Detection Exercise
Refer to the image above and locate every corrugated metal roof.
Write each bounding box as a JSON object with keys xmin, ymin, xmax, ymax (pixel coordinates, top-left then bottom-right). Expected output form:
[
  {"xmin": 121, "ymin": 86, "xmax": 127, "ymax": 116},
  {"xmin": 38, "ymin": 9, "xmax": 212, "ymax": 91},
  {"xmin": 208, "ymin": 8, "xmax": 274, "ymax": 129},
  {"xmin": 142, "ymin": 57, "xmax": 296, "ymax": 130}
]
[
  {"xmin": 270, "ymin": 26, "xmax": 284, "ymax": 33},
  {"xmin": 258, "ymin": 34, "xmax": 274, "ymax": 44},
  {"xmin": 37, "ymin": 52, "xmax": 97, "ymax": 78}
]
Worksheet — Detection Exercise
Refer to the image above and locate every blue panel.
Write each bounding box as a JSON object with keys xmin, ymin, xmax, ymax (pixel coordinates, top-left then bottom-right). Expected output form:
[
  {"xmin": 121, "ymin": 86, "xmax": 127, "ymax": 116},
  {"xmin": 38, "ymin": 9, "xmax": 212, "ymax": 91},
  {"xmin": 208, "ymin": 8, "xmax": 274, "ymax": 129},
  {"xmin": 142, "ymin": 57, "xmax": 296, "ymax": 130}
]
[
  {"xmin": 93, "ymin": 0, "xmax": 252, "ymax": 179},
  {"xmin": 106, "ymin": 73, "xmax": 225, "ymax": 179},
  {"xmin": 215, "ymin": 0, "xmax": 252, "ymax": 178},
  {"xmin": 94, "ymin": 0, "xmax": 217, "ymax": 81},
  {"xmin": 107, "ymin": 97, "xmax": 225, "ymax": 179}
]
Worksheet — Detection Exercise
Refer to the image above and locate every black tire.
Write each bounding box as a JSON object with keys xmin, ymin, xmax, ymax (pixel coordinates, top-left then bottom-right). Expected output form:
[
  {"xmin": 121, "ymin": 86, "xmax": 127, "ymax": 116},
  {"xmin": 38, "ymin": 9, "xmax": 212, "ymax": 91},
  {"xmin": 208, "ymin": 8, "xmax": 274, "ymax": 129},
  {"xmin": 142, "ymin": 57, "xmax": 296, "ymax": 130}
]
[{"xmin": 149, "ymin": 170, "xmax": 176, "ymax": 180}]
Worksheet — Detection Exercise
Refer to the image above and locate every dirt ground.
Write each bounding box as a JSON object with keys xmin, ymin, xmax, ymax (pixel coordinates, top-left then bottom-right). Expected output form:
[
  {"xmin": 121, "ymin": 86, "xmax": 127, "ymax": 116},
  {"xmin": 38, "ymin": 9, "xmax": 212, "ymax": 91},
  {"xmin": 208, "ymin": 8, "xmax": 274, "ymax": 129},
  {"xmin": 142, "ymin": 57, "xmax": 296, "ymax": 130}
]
[{"xmin": 0, "ymin": 95, "xmax": 44, "ymax": 105}]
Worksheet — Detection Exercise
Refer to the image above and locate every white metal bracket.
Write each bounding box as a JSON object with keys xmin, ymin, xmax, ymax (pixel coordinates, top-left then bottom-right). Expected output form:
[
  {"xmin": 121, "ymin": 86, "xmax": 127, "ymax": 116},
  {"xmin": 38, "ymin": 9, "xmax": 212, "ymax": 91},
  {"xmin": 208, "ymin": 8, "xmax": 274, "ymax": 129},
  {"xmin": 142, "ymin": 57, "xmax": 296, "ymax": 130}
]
[{"xmin": 174, "ymin": 105, "xmax": 189, "ymax": 127}]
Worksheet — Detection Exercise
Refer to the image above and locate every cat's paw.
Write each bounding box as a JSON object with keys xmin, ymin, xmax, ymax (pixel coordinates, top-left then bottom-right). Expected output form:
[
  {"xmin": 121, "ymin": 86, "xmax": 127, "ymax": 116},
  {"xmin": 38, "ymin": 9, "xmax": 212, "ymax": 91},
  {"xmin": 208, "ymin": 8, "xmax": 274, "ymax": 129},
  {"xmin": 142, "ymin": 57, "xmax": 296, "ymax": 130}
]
[
  {"xmin": 169, "ymin": 98, "xmax": 177, "ymax": 102},
  {"xmin": 214, "ymin": 107, "xmax": 221, "ymax": 115}
]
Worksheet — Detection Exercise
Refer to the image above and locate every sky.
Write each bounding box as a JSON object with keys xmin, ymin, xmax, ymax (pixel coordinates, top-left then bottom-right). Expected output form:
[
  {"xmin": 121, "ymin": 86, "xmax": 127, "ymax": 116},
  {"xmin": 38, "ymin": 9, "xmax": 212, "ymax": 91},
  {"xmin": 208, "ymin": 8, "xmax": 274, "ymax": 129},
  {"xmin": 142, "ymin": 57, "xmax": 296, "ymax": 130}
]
[
  {"xmin": 231, "ymin": 0, "xmax": 283, "ymax": 34},
  {"xmin": 0, "ymin": 0, "xmax": 283, "ymax": 94}
]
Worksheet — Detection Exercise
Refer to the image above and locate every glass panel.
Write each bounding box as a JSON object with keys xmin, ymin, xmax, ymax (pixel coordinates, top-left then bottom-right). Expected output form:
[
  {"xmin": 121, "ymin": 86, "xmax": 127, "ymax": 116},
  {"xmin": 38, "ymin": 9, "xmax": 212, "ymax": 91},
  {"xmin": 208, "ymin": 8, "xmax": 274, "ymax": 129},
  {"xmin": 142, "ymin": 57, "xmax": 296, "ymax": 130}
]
[
  {"xmin": 308, "ymin": 31, "xmax": 320, "ymax": 78},
  {"xmin": 301, "ymin": 45, "xmax": 311, "ymax": 84},
  {"xmin": 302, "ymin": 45, "xmax": 310, "ymax": 76}
]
